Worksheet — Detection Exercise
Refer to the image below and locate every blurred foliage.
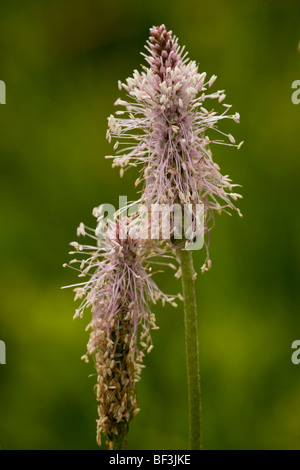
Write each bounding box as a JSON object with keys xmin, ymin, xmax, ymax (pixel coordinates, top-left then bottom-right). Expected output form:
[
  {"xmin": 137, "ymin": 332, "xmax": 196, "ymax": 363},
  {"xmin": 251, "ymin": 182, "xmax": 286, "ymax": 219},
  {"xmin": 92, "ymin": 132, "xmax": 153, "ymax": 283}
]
[{"xmin": 0, "ymin": 0, "xmax": 300, "ymax": 450}]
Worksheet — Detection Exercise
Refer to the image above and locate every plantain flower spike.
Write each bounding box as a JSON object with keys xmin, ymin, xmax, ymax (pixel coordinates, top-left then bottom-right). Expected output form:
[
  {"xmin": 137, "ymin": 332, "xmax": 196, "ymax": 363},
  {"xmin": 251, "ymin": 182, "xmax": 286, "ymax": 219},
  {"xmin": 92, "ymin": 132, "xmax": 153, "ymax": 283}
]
[
  {"xmin": 107, "ymin": 25, "xmax": 243, "ymax": 270},
  {"xmin": 64, "ymin": 208, "xmax": 176, "ymax": 448}
]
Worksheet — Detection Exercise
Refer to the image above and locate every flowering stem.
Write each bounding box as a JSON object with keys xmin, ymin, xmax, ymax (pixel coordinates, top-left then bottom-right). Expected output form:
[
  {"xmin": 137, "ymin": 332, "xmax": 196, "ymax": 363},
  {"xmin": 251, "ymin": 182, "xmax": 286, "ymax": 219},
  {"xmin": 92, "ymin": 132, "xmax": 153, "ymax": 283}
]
[{"xmin": 178, "ymin": 248, "xmax": 202, "ymax": 450}]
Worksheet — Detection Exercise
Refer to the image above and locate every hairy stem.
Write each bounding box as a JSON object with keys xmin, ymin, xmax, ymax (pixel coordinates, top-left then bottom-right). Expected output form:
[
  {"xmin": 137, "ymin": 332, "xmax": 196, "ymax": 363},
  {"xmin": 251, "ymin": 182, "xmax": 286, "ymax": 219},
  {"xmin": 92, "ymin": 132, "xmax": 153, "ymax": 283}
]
[{"xmin": 178, "ymin": 248, "xmax": 202, "ymax": 450}]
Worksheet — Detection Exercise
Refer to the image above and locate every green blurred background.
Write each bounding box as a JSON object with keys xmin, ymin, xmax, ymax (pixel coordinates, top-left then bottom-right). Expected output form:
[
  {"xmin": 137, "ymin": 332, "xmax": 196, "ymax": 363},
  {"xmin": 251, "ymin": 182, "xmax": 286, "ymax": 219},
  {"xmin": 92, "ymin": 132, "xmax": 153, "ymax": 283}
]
[{"xmin": 0, "ymin": 0, "xmax": 299, "ymax": 450}]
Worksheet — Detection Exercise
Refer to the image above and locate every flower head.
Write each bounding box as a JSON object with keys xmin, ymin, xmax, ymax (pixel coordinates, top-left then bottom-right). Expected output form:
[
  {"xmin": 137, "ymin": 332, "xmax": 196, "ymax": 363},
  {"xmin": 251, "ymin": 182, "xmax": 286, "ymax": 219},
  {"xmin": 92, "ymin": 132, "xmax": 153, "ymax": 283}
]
[
  {"xmin": 64, "ymin": 209, "xmax": 176, "ymax": 447},
  {"xmin": 107, "ymin": 24, "xmax": 243, "ymax": 268}
]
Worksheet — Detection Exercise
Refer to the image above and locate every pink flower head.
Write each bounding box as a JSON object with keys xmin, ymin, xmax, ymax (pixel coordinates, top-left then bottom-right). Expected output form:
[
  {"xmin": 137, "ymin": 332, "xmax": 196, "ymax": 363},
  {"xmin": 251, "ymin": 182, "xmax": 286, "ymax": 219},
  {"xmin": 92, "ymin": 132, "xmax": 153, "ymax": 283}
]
[
  {"xmin": 107, "ymin": 24, "xmax": 243, "ymax": 269},
  {"xmin": 64, "ymin": 208, "xmax": 176, "ymax": 447}
]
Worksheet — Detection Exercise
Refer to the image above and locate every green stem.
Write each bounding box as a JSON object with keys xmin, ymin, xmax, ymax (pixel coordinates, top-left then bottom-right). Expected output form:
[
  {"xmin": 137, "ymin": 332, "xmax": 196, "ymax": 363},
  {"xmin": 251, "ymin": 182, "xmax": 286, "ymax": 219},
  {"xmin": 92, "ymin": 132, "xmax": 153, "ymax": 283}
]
[
  {"xmin": 108, "ymin": 424, "xmax": 128, "ymax": 450},
  {"xmin": 178, "ymin": 248, "xmax": 202, "ymax": 450}
]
